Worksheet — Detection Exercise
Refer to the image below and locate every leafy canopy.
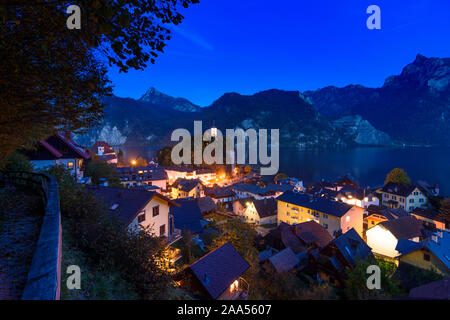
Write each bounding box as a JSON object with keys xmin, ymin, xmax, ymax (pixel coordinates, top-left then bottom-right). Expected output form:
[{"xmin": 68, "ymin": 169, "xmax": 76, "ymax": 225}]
[
  {"xmin": 384, "ymin": 168, "xmax": 411, "ymax": 185},
  {"xmin": 0, "ymin": 0, "xmax": 198, "ymax": 164}
]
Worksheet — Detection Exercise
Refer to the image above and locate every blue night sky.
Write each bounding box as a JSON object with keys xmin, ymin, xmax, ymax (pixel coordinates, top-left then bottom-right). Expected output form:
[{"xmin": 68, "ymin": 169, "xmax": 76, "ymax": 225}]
[{"xmin": 107, "ymin": 0, "xmax": 450, "ymax": 106}]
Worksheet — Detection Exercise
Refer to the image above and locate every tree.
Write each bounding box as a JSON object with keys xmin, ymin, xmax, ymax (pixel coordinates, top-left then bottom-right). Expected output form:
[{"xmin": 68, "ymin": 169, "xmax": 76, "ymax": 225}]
[
  {"xmin": 0, "ymin": 0, "xmax": 198, "ymax": 165},
  {"xmin": 85, "ymin": 156, "xmax": 121, "ymax": 187},
  {"xmin": 1, "ymin": 152, "xmax": 33, "ymax": 172},
  {"xmin": 157, "ymin": 146, "xmax": 174, "ymax": 166},
  {"xmin": 274, "ymin": 173, "xmax": 288, "ymax": 184},
  {"xmin": 117, "ymin": 149, "xmax": 125, "ymax": 166},
  {"xmin": 384, "ymin": 168, "xmax": 411, "ymax": 185},
  {"xmin": 344, "ymin": 259, "xmax": 401, "ymax": 300}
]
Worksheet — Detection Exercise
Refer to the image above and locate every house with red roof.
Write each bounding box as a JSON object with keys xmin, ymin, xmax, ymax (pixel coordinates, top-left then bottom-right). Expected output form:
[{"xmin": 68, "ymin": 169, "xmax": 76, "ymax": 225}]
[
  {"xmin": 25, "ymin": 132, "xmax": 90, "ymax": 181},
  {"xmin": 89, "ymin": 141, "xmax": 117, "ymax": 164}
]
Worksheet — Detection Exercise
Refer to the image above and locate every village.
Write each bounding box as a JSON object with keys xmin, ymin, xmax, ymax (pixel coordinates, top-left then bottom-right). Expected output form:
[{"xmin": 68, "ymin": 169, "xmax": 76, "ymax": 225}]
[{"xmin": 19, "ymin": 132, "xmax": 450, "ymax": 300}]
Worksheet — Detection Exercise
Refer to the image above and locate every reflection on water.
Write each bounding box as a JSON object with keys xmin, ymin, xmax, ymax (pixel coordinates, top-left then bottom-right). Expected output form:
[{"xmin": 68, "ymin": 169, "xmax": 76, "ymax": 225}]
[
  {"xmin": 277, "ymin": 146, "xmax": 450, "ymax": 196},
  {"xmin": 119, "ymin": 145, "xmax": 450, "ymax": 196}
]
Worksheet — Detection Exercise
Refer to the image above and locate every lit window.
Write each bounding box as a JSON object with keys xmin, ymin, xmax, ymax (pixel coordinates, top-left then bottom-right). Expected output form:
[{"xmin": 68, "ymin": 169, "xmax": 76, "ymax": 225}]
[
  {"xmin": 346, "ymin": 216, "xmax": 350, "ymax": 222},
  {"xmin": 229, "ymin": 280, "xmax": 239, "ymax": 293},
  {"xmin": 67, "ymin": 161, "xmax": 74, "ymax": 169}
]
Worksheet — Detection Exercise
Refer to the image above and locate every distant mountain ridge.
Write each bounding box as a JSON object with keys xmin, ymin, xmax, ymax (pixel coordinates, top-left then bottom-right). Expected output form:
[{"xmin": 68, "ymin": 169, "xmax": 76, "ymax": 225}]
[
  {"xmin": 139, "ymin": 87, "xmax": 201, "ymax": 112},
  {"xmin": 74, "ymin": 54, "xmax": 449, "ymax": 148},
  {"xmin": 305, "ymin": 54, "xmax": 450, "ymax": 145}
]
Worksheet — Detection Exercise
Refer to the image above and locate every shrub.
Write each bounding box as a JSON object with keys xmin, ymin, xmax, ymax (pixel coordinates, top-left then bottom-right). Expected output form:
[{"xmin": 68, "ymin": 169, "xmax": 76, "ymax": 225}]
[{"xmin": 43, "ymin": 165, "xmax": 173, "ymax": 299}]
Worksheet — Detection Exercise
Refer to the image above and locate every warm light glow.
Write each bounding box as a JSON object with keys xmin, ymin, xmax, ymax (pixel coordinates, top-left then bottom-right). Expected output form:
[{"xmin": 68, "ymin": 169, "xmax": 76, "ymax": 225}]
[
  {"xmin": 131, "ymin": 160, "xmax": 137, "ymax": 166},
  {"xmin": 230, "ymin": 279, "xmax": 239, "ymax": 293}
]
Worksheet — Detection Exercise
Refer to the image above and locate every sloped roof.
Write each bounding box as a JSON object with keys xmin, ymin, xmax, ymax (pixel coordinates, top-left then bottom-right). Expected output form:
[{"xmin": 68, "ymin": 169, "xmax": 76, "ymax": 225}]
[
  {"xmin": 277, "ymin": 191, "xmax": 353, "ymax": 218},
  {"xmin": 294, "ymin": 221, "xmax": 333, "ymax": 248},
  {"xmin": 196, "ymin": 168, "xmax": 216, "ymax": 174},
  {"xmin": 266, "ymin": 222, "xmax": 306, "ymax": 254},
  {"xmin": 89, "ymin": 141, "xmax": 115, "ymax": 154},
  {"xmin": 395, "ymin": 238, "xmax": 423, "ymax": 255},
  {"xmin": 252, "ymin": 198, "xmax": 277, "ymax": 218},
  {"xmin": 32, "ymin": 133, "xmax": 90, "ymax": 160},
  {"xmin": 187, "ymin": 242, "xmax": 250, "ymax": 299},
  {"xmin": 268, "ymin": 247, "xmax": 300, "ymax": 273},
  {"xmin": 381, "ymin": 182, "xmax": 427, "ymax": 197},
  {"xmin": 409, "ymin": 278, "xmax": 450, "ymax": 300},
  {"xmin": 196, "ymin": 196, "xmax": 217, "ymax": 213},
  {"xmin": 164, "ymin": 165, "xmax": 195, "ymax": 173},
  {"xmin": 411, "ymin": 207, "xmax": 445, "ymax": 223},
  {"xmin": 38, "ymin": 140, "xmax": 62, "ymax": 158},
  {"xmin": 332, "ymin": 228, "xmax": 374, "ymax": 267},
  {"xmin": 379, "ymin": 216, "xmax": 423, "ymax": 240},
  {"xmin": 173, "ymin": 178, "xmax": 202, "ymax": 192},
  {"xmin": 204, "ymin": 186, "xmax": 235, "ymax": 198},
  {"xmin": 367, "ymin": 205, "xmax": 409, "ymax": 221},
  {"xmin": 87, "ymin": 186, "xmax": 178, "ymax": 226},
  {"xmin": 55, "ymin": 133, "xmax": 90, "ymax": 159},
  {"xmin": 171, "ymin": 198, "xmax": 204, "ymax": 234},
  {"xmin": 231, "ymin": 183, "xmax": 292, "ymax": 196}
]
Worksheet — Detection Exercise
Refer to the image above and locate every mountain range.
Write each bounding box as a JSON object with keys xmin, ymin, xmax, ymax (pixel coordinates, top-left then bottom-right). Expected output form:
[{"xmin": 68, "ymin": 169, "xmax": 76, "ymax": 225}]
[{"xmin": 74, "ymin": 54, "xmax": 450, "ymax": 149}]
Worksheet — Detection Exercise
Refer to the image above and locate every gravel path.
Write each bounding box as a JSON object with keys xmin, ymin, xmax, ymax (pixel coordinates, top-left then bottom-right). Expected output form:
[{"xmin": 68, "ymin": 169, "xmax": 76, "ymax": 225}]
[{"xmin": 0, "ymin": 185, "xmax": 44, "ymax": 300}]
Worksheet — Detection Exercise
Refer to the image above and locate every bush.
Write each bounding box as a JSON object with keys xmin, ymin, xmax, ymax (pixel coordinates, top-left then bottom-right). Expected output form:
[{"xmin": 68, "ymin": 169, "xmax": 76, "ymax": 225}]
[
  {"xmin": 43, "ymin": 165, "xmax": 173, "ymax": 299},
  {"xmin": 85, "ymin": 157, "xmax": 121, "ymax": 187},
  {"xmin": 1, "ymin": 152, "xmax": 33, "ymax": 172}
]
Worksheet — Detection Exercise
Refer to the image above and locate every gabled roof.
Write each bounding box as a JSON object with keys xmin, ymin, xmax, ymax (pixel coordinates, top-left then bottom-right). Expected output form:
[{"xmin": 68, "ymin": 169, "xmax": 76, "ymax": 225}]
[
  {"xmin": 411, "ymin": 207, "xmax": 445, "ymax": 223},
  {"xmin": 266, "ymin": 222, "xmax": 306, "ymax": 254},
  {"xmin": 267, "ymin": 248, "xmax": 300, "ymax": 273},
  {"xmin": 251, "ymin": 198, "xmax": 277, "ymax": 218},
  {"xmin": 55, "ymin": 133, "xmax": 90, "ymax": 159},
  {"xmin": 99, "ymin": 154, "xmax": 117, "ymax": 162},
  {"xmin": 366, "ymin": 205, "xmax": 409, "ymax": 221},
  {"xmin": 87, "ymin": 186, "xmax": 178, "ymax": 226},
  {"xmin": 277, "ymin": 191, "xmax": 353, "ymax": 218},
  {"xmin": 187, "ymin": 242, "xmax": 250, "ymax": 299},
  {"xmin": 331, "ymin": 228, "xmax": 374, "ymax": 267},
  {"xmin": 171, "ymin": 198, "xmax": 204, "ymax": 234},
  {"xmin": 409, "ymin": 278, "xmax": 450, "ymax": 300},
  {"xmin": 338, "ymin": 186, "xmax": 375, "ymax": 201},
  {"xmin": 31, "ymin": 133, "xmax": 90, "ymax": 160},
  {"xmin": 204, "ymin": 186, "xmax": 235, "ymax": 198},
  {"xmin": 196, "ymin": 168, "xmax": 216, "ymax": 174},
  {"xmin": 38, "ymin": 140, "xmax": 63, "ymax": 158},
  {"xmin": 89, "ymin": 141, "xmax": 115, "ymax": 154},
  {"xmin": 164, "ymin": 165, "xmax": 195, "ymax": 173},
  {"xmin": 381, "ymin": 182, "xmax": 427, "ymax": 197},
  {"xmin": 231, "ymin": 183, "xmax": 292, "ymax": 196},
  {"xmin": 399, "ymin": 232, "xmax": 450, "ymax": 270},
  {"xmin": 173, "ymin": 178, "xmax": 202, "ymax": 192},
  {"xmin": 379, "ymin": 216, "xmax": 423, "ymax": 240},
  {"xmin": 395, "ymin": 239, "xmax": 423, "ymax": 255},
  {"xmin": 294, "ymin": 221, "xmax": 333, "ymax": 248},
  {"xmin": 196, "ymin": 196, "xmax": 217, "ymax": 214}
]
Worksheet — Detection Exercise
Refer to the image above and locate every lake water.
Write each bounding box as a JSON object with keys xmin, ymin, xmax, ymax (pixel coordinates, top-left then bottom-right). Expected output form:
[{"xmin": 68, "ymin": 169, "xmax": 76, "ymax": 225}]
[{"xmin": 120, "ymin": 145, "xmax": 450, "ymax": 197}]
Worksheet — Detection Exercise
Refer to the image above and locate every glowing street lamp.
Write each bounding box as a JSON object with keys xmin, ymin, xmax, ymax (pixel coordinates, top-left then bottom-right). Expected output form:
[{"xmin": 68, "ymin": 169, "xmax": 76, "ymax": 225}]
[{"xmin": 131, "ymin": 160, "xmax": 137, "ymax": 166}]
